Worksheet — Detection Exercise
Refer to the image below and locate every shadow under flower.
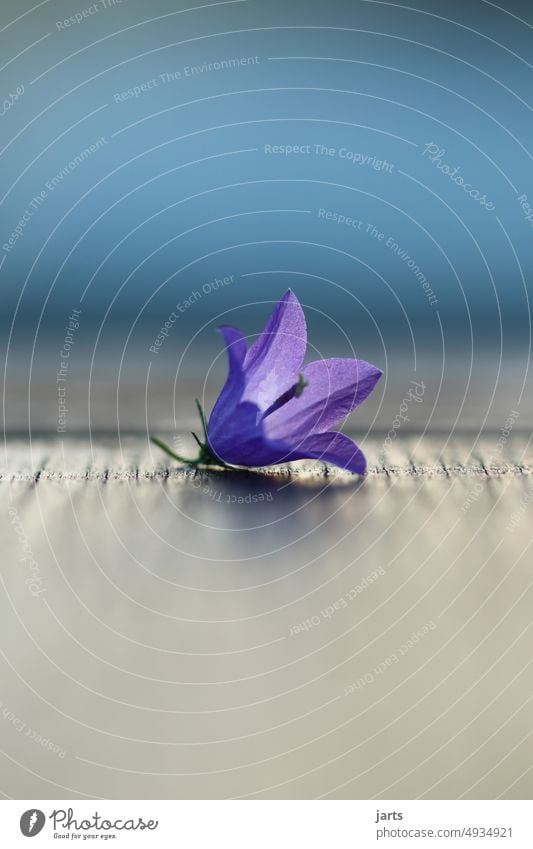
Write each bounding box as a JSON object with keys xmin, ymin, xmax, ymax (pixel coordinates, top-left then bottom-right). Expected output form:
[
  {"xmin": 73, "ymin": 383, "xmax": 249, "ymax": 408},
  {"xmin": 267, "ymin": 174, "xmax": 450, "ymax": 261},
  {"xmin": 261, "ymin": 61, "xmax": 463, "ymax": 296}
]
[{"xmin": 181, "ymin": 459, "xmax": 363, "ymax": 491}]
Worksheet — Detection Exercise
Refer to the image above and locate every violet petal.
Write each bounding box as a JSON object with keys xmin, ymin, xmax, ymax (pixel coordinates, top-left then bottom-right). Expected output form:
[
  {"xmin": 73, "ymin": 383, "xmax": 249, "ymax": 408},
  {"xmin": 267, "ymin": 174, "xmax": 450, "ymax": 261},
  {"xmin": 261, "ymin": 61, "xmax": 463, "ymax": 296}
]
[
  {"xmin": 282, "ymin": 430, "xmax": 367, "ymax": 474},
  {"xmin": 242, "ymin": 289, "xmax": 307, "ymax": 411}
]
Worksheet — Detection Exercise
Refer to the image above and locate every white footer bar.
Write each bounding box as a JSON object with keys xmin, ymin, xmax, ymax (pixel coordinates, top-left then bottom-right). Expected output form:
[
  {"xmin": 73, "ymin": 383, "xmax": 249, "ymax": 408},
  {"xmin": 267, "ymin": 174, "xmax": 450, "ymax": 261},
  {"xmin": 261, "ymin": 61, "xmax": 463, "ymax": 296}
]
[{"xmin": 1, "ymin": 800, "xmax": 531, "ymax": 847}]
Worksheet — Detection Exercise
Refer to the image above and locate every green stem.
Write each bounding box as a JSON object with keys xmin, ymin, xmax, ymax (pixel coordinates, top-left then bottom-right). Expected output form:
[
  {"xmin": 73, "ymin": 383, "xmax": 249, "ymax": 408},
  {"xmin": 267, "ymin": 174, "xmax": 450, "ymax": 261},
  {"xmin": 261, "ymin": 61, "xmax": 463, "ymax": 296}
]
[
  {"xmin": 195, "ymin": 399, "xmax": 208, "ymax": 442},
  {"xmin": 151, "ymin": 401, "xmax": 233, "ymax": 469}
]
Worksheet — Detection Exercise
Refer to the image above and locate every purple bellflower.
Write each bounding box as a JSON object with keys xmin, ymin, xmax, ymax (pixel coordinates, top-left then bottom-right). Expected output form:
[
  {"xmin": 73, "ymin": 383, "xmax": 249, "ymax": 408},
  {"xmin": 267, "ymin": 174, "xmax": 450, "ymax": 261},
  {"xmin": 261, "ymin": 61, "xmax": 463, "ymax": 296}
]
[{"xmin": 151, "ymin": 290, "xmax": 382, "ymax": 474}]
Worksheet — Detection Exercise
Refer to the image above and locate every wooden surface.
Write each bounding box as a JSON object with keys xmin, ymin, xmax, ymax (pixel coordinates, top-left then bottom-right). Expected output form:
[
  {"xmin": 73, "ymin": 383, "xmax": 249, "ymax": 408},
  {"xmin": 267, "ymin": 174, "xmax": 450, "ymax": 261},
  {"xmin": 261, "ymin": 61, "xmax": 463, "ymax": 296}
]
[{"xmin": 1, "ymin": 433, "xmax": 532, "ymax": 799}]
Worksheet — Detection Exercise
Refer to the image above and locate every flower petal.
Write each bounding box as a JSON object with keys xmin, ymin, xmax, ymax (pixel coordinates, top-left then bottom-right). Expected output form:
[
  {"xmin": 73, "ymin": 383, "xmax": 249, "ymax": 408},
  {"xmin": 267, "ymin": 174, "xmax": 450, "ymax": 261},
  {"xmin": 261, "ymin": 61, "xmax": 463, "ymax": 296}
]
[
  {"xmin": 264, "ymin": 357, "xmax": 382, "ymax": 439},
  {"xmin": 210, "ymin": 411, "xmax": 367, "ymax": 474},
  {"xmin": 283, "ymin": 430, "xmax": 367, "ymax": 474},
  {"xmin": 242, "ymin": 289, "xmax": 307, "ymax": 411},
  {"xmin": 207, "ymin": 326, "xmax": 247, "ymax": 437}
]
